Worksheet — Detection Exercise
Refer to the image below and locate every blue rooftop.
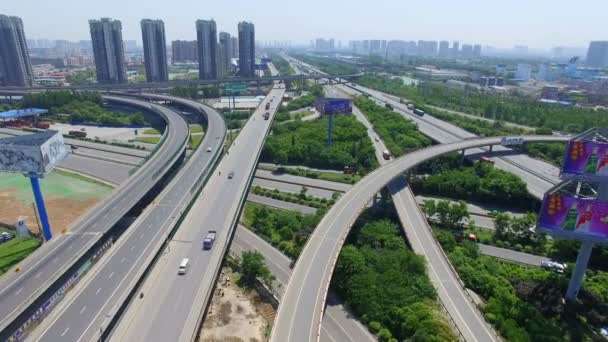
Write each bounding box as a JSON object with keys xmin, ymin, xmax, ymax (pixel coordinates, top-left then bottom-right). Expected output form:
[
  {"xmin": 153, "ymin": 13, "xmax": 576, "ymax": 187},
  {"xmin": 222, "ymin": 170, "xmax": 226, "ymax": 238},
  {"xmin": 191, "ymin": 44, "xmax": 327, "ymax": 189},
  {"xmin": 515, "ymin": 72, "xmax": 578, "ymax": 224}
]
[{"xmin": 0, "ymin": 108, "xmax": 48, "ymax": 119}]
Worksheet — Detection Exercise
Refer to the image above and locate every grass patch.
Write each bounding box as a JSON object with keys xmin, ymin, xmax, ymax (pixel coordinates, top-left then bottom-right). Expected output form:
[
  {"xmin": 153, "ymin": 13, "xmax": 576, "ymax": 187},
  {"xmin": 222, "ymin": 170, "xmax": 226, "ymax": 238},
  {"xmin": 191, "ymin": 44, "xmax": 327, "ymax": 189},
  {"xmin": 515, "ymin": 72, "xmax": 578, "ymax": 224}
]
[
  {"xmin": 54, "ymin": 169, "xmax": 114, "ymax": 189},
  {"xmin": 189, "ymin": 134, "xmax": 204, "ymax": 150},
  {"xmin": 242, "ymin": 202, "xmax": 266, "ymax": 227},
  {"xmin": 317, "ymin": 172, "xmax": 361, "ymax": 184},
  {"xmin": 142, "ymin": 128, "xmax": 160, "ymax": 135},
  {"xmin": 132, "ymin": 136, "xmax": 160, "ymax": 144},
  {"xmin": 189, "ymin": 124, "xmax": 204, "ymax": 133},
  {"xmin": 0, "ymin": 234, "xmax": 41, "ymax": 274}
]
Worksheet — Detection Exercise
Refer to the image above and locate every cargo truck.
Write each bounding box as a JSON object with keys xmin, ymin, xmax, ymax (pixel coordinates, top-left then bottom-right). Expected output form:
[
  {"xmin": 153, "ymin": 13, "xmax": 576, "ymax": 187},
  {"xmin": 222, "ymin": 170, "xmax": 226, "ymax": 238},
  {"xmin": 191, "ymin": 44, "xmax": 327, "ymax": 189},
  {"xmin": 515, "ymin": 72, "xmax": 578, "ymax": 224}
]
[
  {"xmin": 203, "ymin": 230, "xmax": 217, "ymax": 250},
  {"xmin": 265, "ymin": 102, "xmax": 270, "ymax": 110},
  {"xmin": 384, "ymin": 103, "xmax": 393, "ymax": 110},
  {"xmin": 263, "ymin": 112, "xmax": 270, "ymax": 120},
  {"xmin": 413, "ymin": 108, "xmax": 425, "ymax": 117}
]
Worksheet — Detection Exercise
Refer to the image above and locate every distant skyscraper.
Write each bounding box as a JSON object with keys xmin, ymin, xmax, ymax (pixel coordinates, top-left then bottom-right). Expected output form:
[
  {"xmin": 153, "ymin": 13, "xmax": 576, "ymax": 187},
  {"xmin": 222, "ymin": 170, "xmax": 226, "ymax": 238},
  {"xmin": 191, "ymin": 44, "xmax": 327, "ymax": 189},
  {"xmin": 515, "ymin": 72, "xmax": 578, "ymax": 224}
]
[
  {"xmin": 473, "ymin": 44, "xmax": 482, "ymax": 57},
  {"xmin": 238, "ymin": 21, "xmax": 255, "ymax": 77},
  {"xmin": 230, "ymin": 36, "xmax": 239, "ymax": 58},
  {"xmin": 141, "ymin": 19, "xmax": 168, "ymax": 82},
  {"xmin": 171, "ymin": 40, "xmax": 197, "ymax": 63},
  {"xmin": 461, "ymin": 44, "xmax": 474, "ymax": 58},
  {"xmin": 515, "ymin": 63, "xmax": 532, "ymax": 81},
  {"xmin": 586, "ymin": 41, "xmax": 608, "ymax": 68},
  {"xmin": 219, "ymin": 31, "xmax": 232, "ymax": 72},
  {"xmin": 196, "ymin": 19, "xmax": 217, "ymax": 80},
  {"xmin": 0, "ymin": 15, "xmax": 33, "ymax": 87},
  {"xmin": 438, "ymin": 41, "xmax": 450, "ymax": 57},
  {"xmin": 89, "ymin": 18, "xmax": 126, "ymax": 84},
  {"xmin": 451, "ymin": 41, "xmax": 460, "ymax": 57}
]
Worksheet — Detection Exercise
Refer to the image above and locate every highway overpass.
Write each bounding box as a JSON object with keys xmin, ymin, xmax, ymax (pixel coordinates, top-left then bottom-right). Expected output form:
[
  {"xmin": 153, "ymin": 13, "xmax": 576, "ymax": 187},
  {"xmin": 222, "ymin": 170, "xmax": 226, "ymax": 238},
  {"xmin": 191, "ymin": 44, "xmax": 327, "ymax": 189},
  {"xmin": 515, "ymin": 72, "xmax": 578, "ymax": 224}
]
[
  {"xmin": 0, "ymin": 73, "xmax": 362, "ymax": 92},
  {"xmin": 0, "ymin": 95, "xmax": 190, "ymax": 340},
  {"xmin": 25, "ymin": 94, "xmax": 226, "ymax": 341},
  {"xmin": 271, "ymin": 135, "xmax": 569, "ymax": 342},
  {"xmin": 111, "ymin": 83, "xmax": 286, "ymax": 341}
]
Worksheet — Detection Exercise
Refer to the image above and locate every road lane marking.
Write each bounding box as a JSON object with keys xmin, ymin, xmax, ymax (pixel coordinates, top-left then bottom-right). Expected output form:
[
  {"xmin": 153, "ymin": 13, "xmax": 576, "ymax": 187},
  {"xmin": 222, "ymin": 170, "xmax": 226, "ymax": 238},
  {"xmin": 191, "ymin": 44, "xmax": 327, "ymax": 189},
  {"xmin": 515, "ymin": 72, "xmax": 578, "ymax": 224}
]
[
  {"xmin": 95, "ymin": 288, "xmax": 102, "ymax": 295},
  {"xmin": 34, "ymin": 271, "xmax": 42, "ymax": 279},
  {"xmin": 60, "ymin": 327, "xmax": 70, "ymax": 337},
  {"xmin": 130, "ymin": 245, "xmax": 135, "ymax": 251},
  {"xmin": 80, "ymin": 306, "xmax": 87, "ymax": 314},
  {"xmin": 108, "ymin": 272, "xmax": 114, "ymax": 279},
  {"xmin": 15, "ymin": 288, "xmax": 23, "ymax": 295},
  {"xmin": 120, "ymin": 257, "xmax": 126, "ymax": 264}
]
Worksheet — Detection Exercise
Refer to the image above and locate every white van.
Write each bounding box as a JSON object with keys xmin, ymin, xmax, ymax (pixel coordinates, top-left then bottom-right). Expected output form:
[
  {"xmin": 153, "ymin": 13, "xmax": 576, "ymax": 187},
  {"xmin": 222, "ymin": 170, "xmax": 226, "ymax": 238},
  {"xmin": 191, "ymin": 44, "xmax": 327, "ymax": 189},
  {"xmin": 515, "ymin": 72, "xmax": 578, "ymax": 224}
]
[{"xmin": 178, "ymin": 258, "xmax": 190, "ymax": 275}]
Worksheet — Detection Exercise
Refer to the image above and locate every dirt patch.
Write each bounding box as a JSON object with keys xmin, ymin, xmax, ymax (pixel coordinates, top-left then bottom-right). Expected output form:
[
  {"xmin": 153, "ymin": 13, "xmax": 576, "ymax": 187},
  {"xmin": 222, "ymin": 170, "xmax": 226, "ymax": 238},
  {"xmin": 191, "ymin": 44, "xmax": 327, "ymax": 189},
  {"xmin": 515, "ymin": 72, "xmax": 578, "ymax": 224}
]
[
  {"xmin": 0, "ymin": 188, "xmax": 100, "ymax": 235},
  {"xmin": 200, "ymin": 268, "xmax": 274, "ymax": 342}
]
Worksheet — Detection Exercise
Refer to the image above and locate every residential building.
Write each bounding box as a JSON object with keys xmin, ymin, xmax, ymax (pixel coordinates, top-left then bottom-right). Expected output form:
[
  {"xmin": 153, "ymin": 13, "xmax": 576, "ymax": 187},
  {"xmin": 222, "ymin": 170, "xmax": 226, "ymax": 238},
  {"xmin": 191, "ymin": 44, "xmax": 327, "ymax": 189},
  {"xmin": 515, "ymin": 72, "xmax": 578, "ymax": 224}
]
[
  {"xmin": 438, "ymin": 40, "xmax": 450, "ymax": 57},
  {"xmin": 219, "ymin": 32, "xmax": 232, "ymax": 72},
  {"xmin": 586, "ymin": 41, "xmax": 608, "ymax": 68},
  {"xmin": 196, "ymin": 19, "xmax": 217, "ymax": 80},
  {"xmin": 473, "ymin": 44, "xmax": 482, "ymax": 57},
  {"xmin": 141, "ymin": 19, "xmax": 168, "ymax": 82},
  {"xmin": 461, "ymin": 44, "xmax": 474, "ymax": 58},
  {"xmin": 230, "ymin": 36, "xmax": 238, "ymax": 58},
  {"xmin": 0, "ymin": 15, "xmax": 33, "ymax": 87},
  {"xmin": 515, "ymin": 63, "xmax": 532, "ymax": 81},
  {"xmin": 238, "ymin": 21, "xmax": 255, "ymax": 77},
  {"xmin": 171, "ymin": 40, "xmax": 197, "ymax": 63},
  {"xmin": 89, "ymin": 18, "xmax": 127, "ymax": 84},
  {"xmin": 451, "ymin": 41, "xmax": 460, "ymax": 57}
]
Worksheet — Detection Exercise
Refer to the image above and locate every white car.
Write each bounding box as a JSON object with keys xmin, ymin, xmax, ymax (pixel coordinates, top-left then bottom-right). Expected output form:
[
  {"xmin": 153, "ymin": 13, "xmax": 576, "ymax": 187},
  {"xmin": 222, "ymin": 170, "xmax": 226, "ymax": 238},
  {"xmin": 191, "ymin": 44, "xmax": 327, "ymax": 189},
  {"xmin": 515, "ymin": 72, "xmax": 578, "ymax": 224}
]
[
  {"xmin": 541, "ymin": 260, "xmax": 567, "ymax": 273},
  {"xmin": 206, "ymin": 147, "xmax": 212, "ymax": 152}
]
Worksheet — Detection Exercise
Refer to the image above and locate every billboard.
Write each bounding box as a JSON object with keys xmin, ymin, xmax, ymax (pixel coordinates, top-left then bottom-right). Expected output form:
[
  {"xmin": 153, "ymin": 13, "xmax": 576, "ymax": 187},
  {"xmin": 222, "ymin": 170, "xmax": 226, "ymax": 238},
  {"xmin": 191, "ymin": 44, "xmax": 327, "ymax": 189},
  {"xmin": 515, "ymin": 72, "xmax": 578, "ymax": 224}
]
[
  {"xmin": 0, "ymin": 130, "xmax": 68, "ymax": 175},
  {"xmin": 315, "ymin": 98, "xmax": 353, "ymax": 115},
  {"xmin": 538, "ymin": 192, "xmax": 608, "ymax": 241},
  {"xmin": 562, "ymin": 139, "xmax": 608, "ymax": 176}
]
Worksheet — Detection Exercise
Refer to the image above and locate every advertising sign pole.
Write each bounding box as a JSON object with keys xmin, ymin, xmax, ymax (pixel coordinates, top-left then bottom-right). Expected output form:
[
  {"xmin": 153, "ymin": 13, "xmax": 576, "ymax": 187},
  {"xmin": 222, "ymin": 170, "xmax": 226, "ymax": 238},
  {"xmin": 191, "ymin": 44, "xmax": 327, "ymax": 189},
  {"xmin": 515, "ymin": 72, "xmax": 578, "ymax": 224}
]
[
  {"xmin": 29, "ymin": 176, "xmax": 52, "ymax": 241},
  {"xmin": 327, "ymin": 114, "xmax": 333, "ymax": 147}
]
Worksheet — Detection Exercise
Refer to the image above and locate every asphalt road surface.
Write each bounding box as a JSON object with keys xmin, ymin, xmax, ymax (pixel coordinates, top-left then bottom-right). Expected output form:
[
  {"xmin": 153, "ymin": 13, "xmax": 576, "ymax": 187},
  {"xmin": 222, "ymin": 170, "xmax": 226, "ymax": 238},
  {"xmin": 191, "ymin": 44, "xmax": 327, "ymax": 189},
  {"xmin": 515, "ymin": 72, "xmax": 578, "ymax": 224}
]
[
  {"xmin": 230, "ymin": 225, "xmax": 376, "ymax": 342},
  {"xmin": 111, "ymin": 85, "xmax": 286, "ymax": 342},
  {"xmin": 247, "ymin": 194, "xmax": 317, "ymax": 214},
  {"xmin": 271, "ymin": 135, "xmax": 567, "ymax": 342},
  {"xmin": 0, "ymin": 96, "xmax": 189, "ymax": 339},
  {"xmin": 28, "ymin": 96, "xmax": 226, "ymax": 341}
]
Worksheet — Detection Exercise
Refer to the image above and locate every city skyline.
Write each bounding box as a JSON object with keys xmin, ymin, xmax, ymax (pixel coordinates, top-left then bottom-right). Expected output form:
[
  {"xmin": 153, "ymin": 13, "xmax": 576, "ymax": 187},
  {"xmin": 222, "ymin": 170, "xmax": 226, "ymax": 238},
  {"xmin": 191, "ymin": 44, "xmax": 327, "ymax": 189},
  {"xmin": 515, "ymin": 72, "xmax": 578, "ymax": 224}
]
[{"xmin": 2, "ymin": 0, "xmax": 606, "ymax": 49}]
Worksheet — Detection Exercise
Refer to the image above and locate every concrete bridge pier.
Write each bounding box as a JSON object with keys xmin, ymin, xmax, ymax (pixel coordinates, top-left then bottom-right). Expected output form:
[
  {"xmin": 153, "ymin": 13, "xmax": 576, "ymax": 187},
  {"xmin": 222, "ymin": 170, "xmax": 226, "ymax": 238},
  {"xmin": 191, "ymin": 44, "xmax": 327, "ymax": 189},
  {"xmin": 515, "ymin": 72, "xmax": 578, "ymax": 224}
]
[{"xmin": 460, "ymin": 149, "xmax": 467, "ymax": 165}]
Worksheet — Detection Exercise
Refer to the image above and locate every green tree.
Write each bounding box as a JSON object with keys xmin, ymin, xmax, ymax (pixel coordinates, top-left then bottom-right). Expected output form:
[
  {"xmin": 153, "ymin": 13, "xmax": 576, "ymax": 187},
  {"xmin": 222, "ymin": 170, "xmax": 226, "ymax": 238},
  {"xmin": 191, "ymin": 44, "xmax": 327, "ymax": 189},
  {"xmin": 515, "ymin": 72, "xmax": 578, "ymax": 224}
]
[{"xmin": 239, "ymin": 251, "xmax": 274, "ymax": 287}]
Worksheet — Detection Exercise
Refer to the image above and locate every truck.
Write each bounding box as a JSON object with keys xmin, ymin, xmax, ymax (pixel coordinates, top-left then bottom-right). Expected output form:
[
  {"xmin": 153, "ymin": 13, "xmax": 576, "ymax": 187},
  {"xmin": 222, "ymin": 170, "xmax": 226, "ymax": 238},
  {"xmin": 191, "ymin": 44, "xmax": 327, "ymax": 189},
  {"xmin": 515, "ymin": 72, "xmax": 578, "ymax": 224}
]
[
  {"xmin": 68, "ymin": 130, "xmax": 87, "ymax": 138},
  {"xmin": 263, "ymin": 112, "xmax": 270, "ymax": 120},
  {"xmin": 382, "ymin": 150, "xmax": 391, "ymax": 160},
  {"xmin": 384, "ymin": 103, "xmax": 393, "ymax": 110},
  {"xmin": 413, "ymin": 108, "xmax": 425, "ymax": 117},
  {"xmin": 406, "ymin": 103, "xmax": 414, "ymax": 110},
  {"xmin": 203, "ymin": 230, "xmax": 217, "ymax": 250},
  {"xmin": 265, "ymin": 102, "xmax": 270, "ymax": 110}
]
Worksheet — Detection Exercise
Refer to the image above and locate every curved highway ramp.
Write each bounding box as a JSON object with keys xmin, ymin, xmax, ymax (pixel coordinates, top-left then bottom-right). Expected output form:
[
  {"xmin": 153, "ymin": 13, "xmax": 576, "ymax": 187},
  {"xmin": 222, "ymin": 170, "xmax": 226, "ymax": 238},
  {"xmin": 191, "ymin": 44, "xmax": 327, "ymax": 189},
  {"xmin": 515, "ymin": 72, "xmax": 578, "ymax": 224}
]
[
  {"xmin": 271, "ymin": 135, "xmax": 568, "ymax": 342},
  {"xmin": 0, "ymin": 95, "xmax": 189, "ymax": 340},
  {"xmin": 22, "ymin": 95, "xmax": 226, "ymax": 341}
]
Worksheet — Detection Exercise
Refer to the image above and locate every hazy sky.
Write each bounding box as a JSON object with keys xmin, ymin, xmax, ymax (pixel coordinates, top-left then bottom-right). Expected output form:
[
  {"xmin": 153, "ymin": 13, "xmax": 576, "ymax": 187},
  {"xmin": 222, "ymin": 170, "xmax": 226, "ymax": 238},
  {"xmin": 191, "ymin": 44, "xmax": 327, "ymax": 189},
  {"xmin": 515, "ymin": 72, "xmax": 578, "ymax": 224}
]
[{"xmin": 4, "ymin": 0, "xmax": 606, "ymax": 49}]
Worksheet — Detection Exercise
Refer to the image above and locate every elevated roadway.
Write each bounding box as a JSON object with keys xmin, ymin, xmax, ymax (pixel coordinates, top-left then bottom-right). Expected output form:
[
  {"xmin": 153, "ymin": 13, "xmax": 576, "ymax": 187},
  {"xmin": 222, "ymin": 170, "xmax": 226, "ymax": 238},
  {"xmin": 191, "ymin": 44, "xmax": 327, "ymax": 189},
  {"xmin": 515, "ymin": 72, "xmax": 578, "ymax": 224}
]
[
  {"xmin": 28, "ymin": 95, "xmax": 226, "ymax": 341},
  {"xmin": 0, "ymin": 95, "xmax": 189, "ymax": 339},
  {"xmin": 271, "ymin": 135, "xmax": 568, "ymax": 342},
  {"xmin": 111, "ymin": 85, "xmax": 286, "ymax": 342}
]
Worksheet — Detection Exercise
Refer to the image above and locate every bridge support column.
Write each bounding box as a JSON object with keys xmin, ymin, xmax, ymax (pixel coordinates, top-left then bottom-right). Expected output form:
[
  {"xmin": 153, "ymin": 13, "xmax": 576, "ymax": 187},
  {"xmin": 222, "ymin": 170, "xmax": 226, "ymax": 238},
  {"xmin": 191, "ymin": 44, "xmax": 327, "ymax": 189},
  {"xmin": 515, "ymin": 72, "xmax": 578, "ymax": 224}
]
[
  {"xmin": 460, "ymin": 149, "xmax": 466, "ymax": 165},
  {"xmin": 566, "ymin": 240, "xmax": 593, "ymax": 301},
  {"xmin": 489, "ymin": 145, "xmax": 493, "ymax": 153},
  {"xmin": 29, "ymin": 176, "xmax": 52, "ymax": 241}
]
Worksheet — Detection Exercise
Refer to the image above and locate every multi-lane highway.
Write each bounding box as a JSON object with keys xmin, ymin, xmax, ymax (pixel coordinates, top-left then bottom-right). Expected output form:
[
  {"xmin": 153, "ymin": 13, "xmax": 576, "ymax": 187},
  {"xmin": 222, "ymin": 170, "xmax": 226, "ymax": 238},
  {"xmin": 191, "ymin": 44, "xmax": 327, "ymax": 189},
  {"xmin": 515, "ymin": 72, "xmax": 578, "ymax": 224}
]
[
  {"xmin": 111, "ymin": 85, "xmax": 286, "ymax": 342},
  {"xmin": 271, "ymin": 135, "xmax": 568, "ymax": 342},
  {"xmin": 27, "ymin": 95, "xmax": 226, "ymax": 341},
  {"xmin": 0, "ymin": 95, "xmax": 190, "ymax": 340}
]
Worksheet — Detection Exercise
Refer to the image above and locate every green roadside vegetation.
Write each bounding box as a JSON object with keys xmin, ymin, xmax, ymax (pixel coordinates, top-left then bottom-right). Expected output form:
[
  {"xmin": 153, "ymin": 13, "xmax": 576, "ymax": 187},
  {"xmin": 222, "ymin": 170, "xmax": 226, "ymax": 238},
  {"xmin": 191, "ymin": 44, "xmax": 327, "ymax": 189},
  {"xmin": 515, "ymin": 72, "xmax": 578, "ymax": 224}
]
[
  {"xmin": 292, "ymin": 54, "xmax": 359, "ymax": 75},
  {"xmin": 0, "ymin": 232, "xmax": 41, "ymax": 275},
  {"xmin": 270, "ymin": 54, "xmax": 295, "ymax": 76},
  {"xmin": 189, "ymin": 134, "xmax": 203, "ymax": 149},
  {"xmin": 143, "ymin": 128, "xmax": 160, "ymax": 135},
  {"xmin": 238, "ymin": 250, "xmax": 274, "ymax": 288},
  {"xmin": 354, "ymin": 96, "xmax": 431, "ymax": 156},
  {"xmin": 242, "ymin": 202, "xmax": 323, "ymax": 258},
  {"xmin": 357, "ymin": 74, "xmax": 608, "ymax": 133},
  {"xmin": 436, "ymin": 235, "xmax": 606, "ymax": 341},
  {"xmin": 258, "ymin": 165, "xmax": 361, "ymax": 184},
  {"xmin": 169, "ymin": 85, "xmax": 219, "ymax": 99},
  {"xmin": 411, "ymin": 161, "xmax": 533, "ymax": 210},
  {"xmin": 133, "ymin": 136, "xmax": 160, "ymax": 144},
  {"xmin": 222, "ymin": 110, "xmax": 252, "ymax": 130},
  {"xmin": 332, "ymin": 208, "xmax": 457, "ymax": 341},
  {"xmin": 250, "ymin": 185, "xmax": 337, "ymax": 209},
  {"xmin": 66, "ymin": 69, "xmax": 96, "ymax": 85},
  {"xmin": 261, "ymin": 115, "xmax": 377, "ymax": 175},
  {"xmin": 189, "ymin": 124, "xmax": 204, "ymax": 133},
  {"xmin": 21, "ymin": 91, "xmax": 145, "ymax": 126}
]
